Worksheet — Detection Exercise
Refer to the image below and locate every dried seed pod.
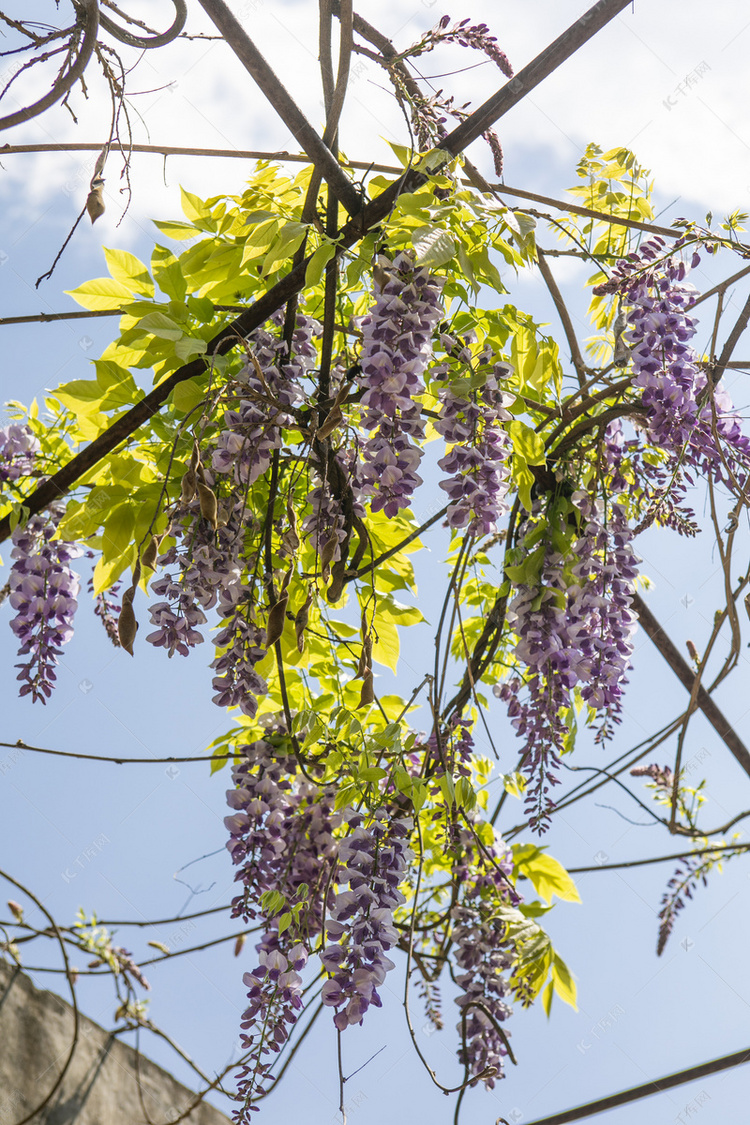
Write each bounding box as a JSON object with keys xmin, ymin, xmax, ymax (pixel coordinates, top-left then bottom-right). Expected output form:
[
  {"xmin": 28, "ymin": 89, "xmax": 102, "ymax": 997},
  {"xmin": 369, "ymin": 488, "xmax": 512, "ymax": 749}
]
[
  {"xmin": 86, "ymin": 176, "xmax": 105, "ymax": 224},
  {"xmin": 316, "ymin": 404, "xmax": 343, "ymax": 441},
  {"xmin": 326, "ymin": 558, "xmax": 347, "ymax": 604},
  {"xmin": 358, "ymin": 668, "xmax": 374, "ymax": 708},
  {"xmin": 281, "ymin": 499, "xmax": 300, "ymax": 555},
  {"xmin": 281, "ymin": 561, "xmax": 294, "ymax": 593},
  {"xmin": 180, "ymin": 442, "xmax": 201, "ymax": 502},
  {"xmin": 141, "ymin": 534, "xmax": 162, "ymax": 571},
  {"xmin": 265, "ymin": 593, "xmax": 289, "ymax": 648},
  {"xmin": 118, "ymin": 586, "xmax": 138, "ymax": 655},
  {"xmin": 355, "ymin": 634, "xmax": 373, "ymax": 680},
  {"xmin": 745, "ymin": 592, "xmax": 750, "ymax": 622},
  {"xmin": 180, "ymin": 465, "xmax": 197, "ymax": 503},
  {"xmin": 295, "ymin": 588, "xmax": 314, "ymax": 653},
  {"xmin": 197, "ymin": 481, "xmax": 218, "ymax": 529},
  {"xmin": 318, "ymin": 535, "xmax": 338, "ymax": 580}
]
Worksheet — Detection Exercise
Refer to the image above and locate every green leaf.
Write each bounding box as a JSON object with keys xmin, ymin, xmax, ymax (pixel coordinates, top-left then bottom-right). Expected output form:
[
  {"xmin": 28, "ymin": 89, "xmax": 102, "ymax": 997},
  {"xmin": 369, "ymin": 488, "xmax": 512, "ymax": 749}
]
[
  {"xmin": 65, "ymin": 277, "xmax": 135, "ymax": 311},
  {"xmin": 513, "ymin": 845, "xmax": 581, "ymax": 905},
  {"xmin": 412, "ymin": 224, "xmax": 457, "ymax": 267},
  {"xmin": 371, "ymin": 616, "xmax": 399, "ymax": 672},
  {"xmin": 552, "ymin": 953, "xmax": 577, "ymax": 1010},
  {"xmin": 180, "ymin": 186, "xmax": 210, "ymax": 222},
  {"xmin": 542, "ymin": 979, "xmax": 554, "ymax": 1017},
  {"xmin": 171, "ymin": 378, "xmax": 207, "ymax": 413},
  {"xmin": 305, "ymin": 242, "xmax": 336, "ymax": 288},
  {"xmin": 509, "ymin": 421, "xmax": 546, "ymax": 465},
  {"xmin": 134, "ymin": 312, "xmax": 183, "ymax": 341},
  {"xmin": 55, "ymin": 379, "xmax": 105, "ymax": 416},
  {"xmin": 173, "ymin": 337, "xmax": 208, "ymax": 361},
  {"xmin": 101, "ymin": 504, "xmax": 135, "ymax": 561},
  {"xmin": 152, "ymin": 219, "xmax": 198, "ymax": 241},
  {"xmin": 103, "ymin": 247, "xmax": 154, "ymax": 297}
]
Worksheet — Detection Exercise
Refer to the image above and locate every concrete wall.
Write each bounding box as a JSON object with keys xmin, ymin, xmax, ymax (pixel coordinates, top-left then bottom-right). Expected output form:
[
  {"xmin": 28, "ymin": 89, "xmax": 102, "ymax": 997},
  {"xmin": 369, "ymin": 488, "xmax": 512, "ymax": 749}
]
[{"xmin": 0, "ymin": 961, "xmax": 231, "ymax": 1125}]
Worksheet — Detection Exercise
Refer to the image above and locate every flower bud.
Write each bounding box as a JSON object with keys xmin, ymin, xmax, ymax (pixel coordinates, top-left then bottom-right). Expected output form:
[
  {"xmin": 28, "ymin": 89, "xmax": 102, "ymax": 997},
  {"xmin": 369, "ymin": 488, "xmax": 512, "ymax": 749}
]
[{"xmin": 7, "ymin": 900, "xmax": 23, "ymax": 922}]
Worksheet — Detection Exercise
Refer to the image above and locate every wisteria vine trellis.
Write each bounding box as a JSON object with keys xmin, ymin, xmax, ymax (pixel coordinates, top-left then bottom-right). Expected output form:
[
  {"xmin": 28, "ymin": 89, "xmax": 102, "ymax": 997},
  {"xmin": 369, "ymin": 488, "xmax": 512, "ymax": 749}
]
[{"xmin": 3, "ymin": 4, "xmax": 750, "ymax": 1124}]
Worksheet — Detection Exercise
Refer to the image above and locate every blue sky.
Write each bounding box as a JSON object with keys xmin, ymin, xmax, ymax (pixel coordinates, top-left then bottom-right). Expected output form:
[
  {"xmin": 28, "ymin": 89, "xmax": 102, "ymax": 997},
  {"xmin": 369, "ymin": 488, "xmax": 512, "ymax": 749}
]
[{"xmin": 2, "ymin": 3, "xmax": 750, "ymax": 1124}]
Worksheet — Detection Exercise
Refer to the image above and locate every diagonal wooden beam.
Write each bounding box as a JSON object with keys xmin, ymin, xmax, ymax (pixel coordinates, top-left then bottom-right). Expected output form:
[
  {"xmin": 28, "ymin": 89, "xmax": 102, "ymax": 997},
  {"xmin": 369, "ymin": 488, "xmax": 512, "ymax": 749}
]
[{"xmin": 632, "ymin": 592, "xmax": 750, "ymax": 777}]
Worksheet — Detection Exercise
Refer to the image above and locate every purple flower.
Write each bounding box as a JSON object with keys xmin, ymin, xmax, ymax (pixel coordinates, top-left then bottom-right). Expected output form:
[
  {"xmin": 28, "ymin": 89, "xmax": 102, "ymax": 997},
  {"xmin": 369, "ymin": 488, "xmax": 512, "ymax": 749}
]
[
  {"xmin": 358, "ymin": 253, "xmax": 444, "ymax": 517},
  {"xmin": 320, "ymin": 813, "xmax": 412, "ymax": 1030},
  {"xmin": 0, "ymin": 423, "xmax": 39, "ymax": 485},
  {"xmin": 8, "ymin": 507, "xmax": 82, "ymax": 703},
  {"xmin": 434, "ymin": 361, "xmax": 514, "ymax": 536}
]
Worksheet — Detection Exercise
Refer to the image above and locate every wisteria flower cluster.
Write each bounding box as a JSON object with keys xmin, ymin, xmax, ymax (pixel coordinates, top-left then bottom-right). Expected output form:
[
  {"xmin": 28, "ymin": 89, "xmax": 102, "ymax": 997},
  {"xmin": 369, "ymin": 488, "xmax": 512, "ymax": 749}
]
[
  {"xmin": 434, "ymin": 360, "xmax": 515, "ymax": 536},
  {"xmin": 0, "ymin": 422, "xmax": 39, "ymax": 485},
  {"xmin": 358, "ymin": 252, "xmax": 444, "ymax": 517},
  {"xmin": 450, "ymin": 825, "xmax": 517, "ymax": 1086},
  {"xmin": 596, "ymin": 238, "xmax": 750, "ymax": 500},
  {"xmin": 225, "ymin": 738, "xmax": 343, "ymax": 1113},
  {"xmin": 321, "ymin": 813, "xmax": 413, "ymax": 1029},
  {"xmin": 8, "ymin": 503, "xmax": 82, "ymax": 703},
  {"xmin": 211, "ymin": 314, "xmax": 313, "ymax": 486},
  {"xmin": 497, "ymin": 492, "xmax": 639, "ymax": 828}
]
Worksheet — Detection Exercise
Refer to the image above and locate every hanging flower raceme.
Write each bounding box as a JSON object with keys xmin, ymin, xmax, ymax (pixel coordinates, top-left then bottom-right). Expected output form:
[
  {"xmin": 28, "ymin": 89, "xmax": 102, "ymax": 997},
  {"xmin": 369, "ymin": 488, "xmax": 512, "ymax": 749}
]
[
  {"xmin": 8, "ymin": 505, "xmax": 82, "ymax": 702},
  {"xmin": 595, "ymin": 239, "xmax": 750, "ymax": 498},
  {"xmin": 434, "ymin": 359, "xmax": 515, "ymax": 536},
  {"xmin": 358, "ymin": 252, "xmax": 444, "ymax": 517},
  {"xmin": 320, "ymin": 813, "xmax": 413, "ymax": 1030},
  {"xmin": 496, "ymin": 492, "xmax": 640, "ymax": 829},
  {"xmin": 225, "ymin": 738, "xmax": 344, "ymax": 1119},
  {"xmin": 450, "ymin": 825, "xmax": 517, "ymax": 1087},
  {"xmin": 567, "ymin": 492, "xmax": 639, "ymax": 741}
]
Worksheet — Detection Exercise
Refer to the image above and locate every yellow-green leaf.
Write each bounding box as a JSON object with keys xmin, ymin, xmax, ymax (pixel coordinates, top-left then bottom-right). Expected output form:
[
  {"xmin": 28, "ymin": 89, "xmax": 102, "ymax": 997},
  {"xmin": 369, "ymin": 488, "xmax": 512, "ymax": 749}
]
[
  {"xmin": 305, "ymin": 242, "xmax": 336, "ymax": 288},
  {"xmin": 509, "ymin": 421, "xmax": 546, "ymax": 465},
  {"xmin": 513, "ymin": 845, "xmax": 581, "ymax": 905},
  {"xmin": 65, "ymin": 277, "xmax": 135, "ymax": 311},
  {"xmin": 103, "ymin": 247, "xmax": 154, "ymax": 297},
  {"xmin": 551, "ymin": 953, "xmax": 577, "ymax": 1010}
]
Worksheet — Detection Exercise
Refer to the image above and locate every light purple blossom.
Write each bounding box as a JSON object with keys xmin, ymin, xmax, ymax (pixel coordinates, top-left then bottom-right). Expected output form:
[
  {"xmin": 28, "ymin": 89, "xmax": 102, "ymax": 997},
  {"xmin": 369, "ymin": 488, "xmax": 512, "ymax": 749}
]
[
  {"xmin": 358, "ymin": 252, "xmax": 444, "ymax": 517},
  {"xmin": 8, "ymin": 507, "xmax": 82, "ymax": 703},
  {"xmin": 435, "ymin": 361, "xmax": 515, "ymax": 536},
  {"xmin": 321, "ymin": 813, "xmax": 412, "ymax": 1030},
  {"xmin": 0, "ymin": 423, "xmax": 39, "ymax": 485}
]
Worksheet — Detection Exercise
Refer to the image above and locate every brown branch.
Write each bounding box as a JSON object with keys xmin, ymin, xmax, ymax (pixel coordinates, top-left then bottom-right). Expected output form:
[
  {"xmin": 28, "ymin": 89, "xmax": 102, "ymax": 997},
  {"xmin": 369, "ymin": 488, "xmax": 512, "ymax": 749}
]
[
  {"xmin": 537, "ymin": 250, "xmax": 588, "ymax": 387},
  {"xmin": 0, "ymin": 304, "xmax": 250, "ymax": 327},
  {"xmin": 632, "ymin": 591, "xmax": 750, "ymax": 778},
  {"xmin": 195, "ymin": 0, "xmax": 361, "ymax": 217},
  {"xmin": 711, "ymin": 290, "xmax": 750, "ymax": 385}
]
